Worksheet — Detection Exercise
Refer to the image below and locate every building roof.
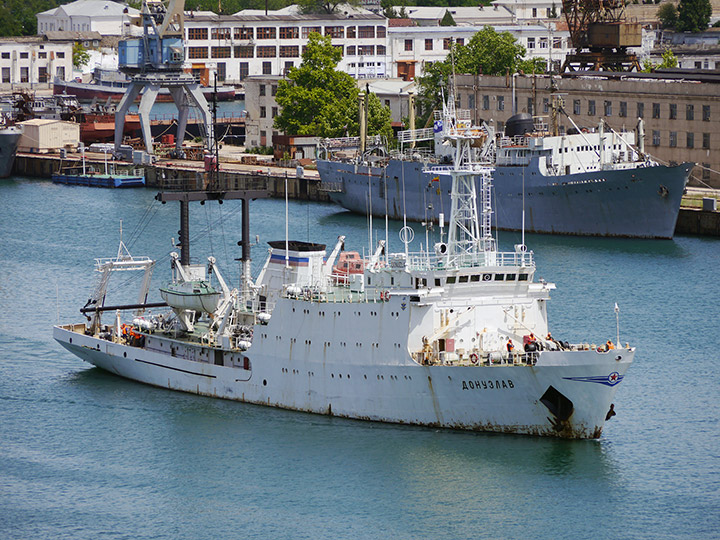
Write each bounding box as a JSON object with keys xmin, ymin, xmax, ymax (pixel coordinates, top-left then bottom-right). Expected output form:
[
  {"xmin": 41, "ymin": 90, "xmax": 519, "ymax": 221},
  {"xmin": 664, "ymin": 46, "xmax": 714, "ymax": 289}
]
[
  {"xmin": 38, "ymin": 0, "xmax": 139, "ymax": 18},
  {"xmin": 43, "ymin": 30, "xmax": 103, "ymax": 41},
  {"xmin": 388, "ymin": 18, "xmax": 415, "ymax": 27},
  {"xmin": 232, "ymin": 4, "xmax": 382, "ymax": 19}
]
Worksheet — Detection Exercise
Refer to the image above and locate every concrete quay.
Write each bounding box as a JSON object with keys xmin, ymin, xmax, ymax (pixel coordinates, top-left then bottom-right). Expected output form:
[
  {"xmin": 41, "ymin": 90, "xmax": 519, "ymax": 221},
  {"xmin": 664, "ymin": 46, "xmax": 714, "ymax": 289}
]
[{"xmin": 12, "ymin": 151, "xmax": 720, "ymax": 237}]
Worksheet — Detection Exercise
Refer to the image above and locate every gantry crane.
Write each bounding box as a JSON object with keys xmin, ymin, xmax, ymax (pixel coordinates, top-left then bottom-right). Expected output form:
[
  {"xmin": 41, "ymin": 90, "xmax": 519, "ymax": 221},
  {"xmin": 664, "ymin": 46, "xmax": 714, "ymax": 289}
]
[
  {"xmin": 561, "ymin": 0, "xmax": 642, "ymax": 72},
  {"xmin": 114, "ymin": 0, "xmax": 213, "ymax": 156}
]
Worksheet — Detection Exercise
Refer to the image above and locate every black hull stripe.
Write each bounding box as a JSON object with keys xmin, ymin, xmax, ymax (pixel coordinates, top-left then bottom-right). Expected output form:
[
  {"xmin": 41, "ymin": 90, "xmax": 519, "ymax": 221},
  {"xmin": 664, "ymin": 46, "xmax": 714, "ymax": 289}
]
[{"xmin": 134, "ymin": 358, "xmax": 217, "ymax": 378}]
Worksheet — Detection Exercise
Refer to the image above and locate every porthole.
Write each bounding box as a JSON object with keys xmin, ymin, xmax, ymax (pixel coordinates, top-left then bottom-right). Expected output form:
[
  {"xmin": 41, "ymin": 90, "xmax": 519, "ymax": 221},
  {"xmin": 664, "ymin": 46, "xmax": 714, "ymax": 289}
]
[
  {"xmin": 263, "ymin": 379, "xmax": 267, "ymax": 386},
  {"xmin": 124, "ymin": 352, "xmax": 127, "ymax": 358}
]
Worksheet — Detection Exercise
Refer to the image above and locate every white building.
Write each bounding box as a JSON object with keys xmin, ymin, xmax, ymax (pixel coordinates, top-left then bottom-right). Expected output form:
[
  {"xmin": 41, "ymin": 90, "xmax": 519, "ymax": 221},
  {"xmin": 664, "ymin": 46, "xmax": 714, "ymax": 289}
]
[
  {"xmin": 0, "ymin": 38, "xmax": 73, "ymax": 91},
  {"xmin": 183, "ymin": 6, "xmax": 388, "ymax": 83},
  {"xmin": 388, "ymin": 25, "xmax": 571, "ymax": 80},
  {"xmin": 490, "ymin": 0, "xmax": 564, "ymax": 24},
  {"xmin": 37, "ymin": 0, "xmax": 140, "ymax": 36},
  {"xmin": 399, "ymin": 6, "xmax": 513, "ymax": 26}
]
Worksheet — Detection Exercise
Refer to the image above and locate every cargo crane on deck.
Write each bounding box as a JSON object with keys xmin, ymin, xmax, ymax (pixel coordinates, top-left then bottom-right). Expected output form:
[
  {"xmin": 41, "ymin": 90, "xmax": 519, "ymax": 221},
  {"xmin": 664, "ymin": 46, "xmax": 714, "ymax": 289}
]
[
  {"xmin": 561, "ymin": 0, "xmax": 642, "ymax": 72},
  {"xmin": 114, "ymin": 0, "xmax": 213, "ymax": 157}
]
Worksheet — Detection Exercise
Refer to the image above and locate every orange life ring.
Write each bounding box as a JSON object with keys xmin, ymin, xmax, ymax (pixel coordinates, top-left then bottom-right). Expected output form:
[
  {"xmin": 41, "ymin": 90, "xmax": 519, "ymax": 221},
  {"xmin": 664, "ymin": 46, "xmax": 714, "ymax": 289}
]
[{"xmin": 470, "ymin": 353, "xmax": 479, "ymax": 364}]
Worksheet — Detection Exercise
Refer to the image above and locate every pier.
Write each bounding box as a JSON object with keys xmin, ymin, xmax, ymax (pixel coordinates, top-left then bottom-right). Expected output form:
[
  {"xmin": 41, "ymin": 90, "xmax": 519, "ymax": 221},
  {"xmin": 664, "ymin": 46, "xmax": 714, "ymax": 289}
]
[{"xmin": 11, "ymin": 151, "xmax": 720, "ymax": 236}]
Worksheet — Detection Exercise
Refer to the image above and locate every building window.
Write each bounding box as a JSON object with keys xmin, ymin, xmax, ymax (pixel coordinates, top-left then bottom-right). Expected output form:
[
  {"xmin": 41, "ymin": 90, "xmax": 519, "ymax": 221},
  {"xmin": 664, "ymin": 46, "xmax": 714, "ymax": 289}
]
[
  {"xmin": 272, "ymin": 84, "xmax": 277, "ymax": 96},
  {"xmin": 687, "ymin": 132, "xmax": 694, "ymax": 148},
  {"xmin": 211, "ymin": 28, "xmax": 230, "ymax": 40},
  {"xmin": 652, "ymin": 103, "xmax": 660, "ymax": 118},
  {"xmin": 532, "ymin": 7, "xmax": 537, "ymax": 16},
  {"xmin": 57, "ymin": 52, "xmax": 65, "ymax": 58},
  {"xmin": 38, "ymin": 67, "xmax": 48, "ymax": 83},
  {"xmin": 404, "ymin": 39, "xmax": 413, "ymax": 52},
  {"xmin": 604, "ymin": 100, "xmax": 612, "ymax": 116},
  {"xmin": 20, "ymin": 67, "xmax": 28, "ymax": 82},
  {"xmin": 39, "ymin": 52, "xmax": 47, "ymax": 59},
  {"xmin": 702, "ymin": 163, "xmax": 710, "ymax": 180},
  {"xmin": 20, "ymin": 51, "xmax": 29, "ymax": 59},
  {"xmin": 272, "ymin": 106, "xmax": 278, "ymax": 118},
  {"xmin": 358, "ymin": 45, "xmax": 374, "ymax": 56},
  {"xmin": 669, "ymin": 131, "xmax": 677, "ymax": 147},
  {"xmin": 211, "ymin": 46, "xmax": 231, "ymax": 58},
  {"xmin": 234, "ymin": 27, "xmax": 253, "ymax": 40},
  {"xmin": 324, "ymin": 26, "xmax": 344, "ymax": 38},
  {"xmin": 259, "ymin": 85, "xmax": 266, "ymax": 97},
  {"xmin": 188, "ymin": 46, "xmax": 208, "ymax": 59},
  {"xmin": 279, "ymin": 27, "xmax": 299, "ymax": 39},
  {"xmin": 302, "ymin": 26, "xmax": 321, "ymax": 38},
  {"xmin": 1, "ymin": 52, "xmax": 9, "ymax": 59},
  {"xmin": 257, "ymin": 46, "xmax": 276, "ymax": 58},
  {"xmin": 279, "ymin": 45, "xmax": 299, "ymax": 57},
  {"xmin": 619, "ymin": 101, "xmax": 627, "ymax": 117},
  {"xmin": 377, "ymin": 26, "xmax": 386, "ymax": 38},
  {"xmin": 686, "ymin": 104, "xmax": 694, "ymax": 120},
  {"xmin": 573, "ymin": 99, "xmax": 581, "ymax": 115},
  {"xmin": 498, "ymin": 95, "xmax": 504, "ymax": 111},
  {"xmin": 260, "ymin": 106, "xmax": 266, "ymax": 118},
  {"xmin": 588, "ymin": 100, "xmax": 596, "ymax": 116},
  {"xmin": 284, "ymin": 61, "xmax": 294, "ymax": 74},
  {"xmin": 527, "ymin": 97, "xmax": 533, "ymax": 115},
  {"xmin": 483, "ymin": 95, "xmax": 489, "ymax": 110},
  {"xmin": 262, "ymin": 61, "xmax": 271, "ymax": 75},
  {"xmin": 456, "ymin": 38, "xmax": 464, "ymax": 46},
  {"xmin": 346, "ymin": 26, "xmax": 356, "ymax": 38},
  {"xmin": 468, "ymin": 94, "xmax": 475, "ymax": 110},
  {"xmin": 703, "ymin": 132, "xmax": 710, "ymax": 149},
  {"xmin": 346, "ymin": 45, "xmax": 356, "ymax": 55},
  {"xmin": 2, "ymin": 67, "xmax": 10, "ymax": 83},
  {"xmin": 257, "ymin": 27, "xmax": 276, "ymax": 39},
  {"xmin": 443, "ymin": 38, "xmax": 453, "ymax": 50},
  {"xmin": 376, "ymin": 45, "xmax": 386, "ymax": 55},
  {"xmin": 703, "ymin": 105, "xmax": 710, "ymax": 121},
  {"xmin": 216, "ymin": 62, "xmax": 226, "ymax": 82},
  {"xmin": 234, "ymin": 45, "xmax": 253, "ymax": 58},
  {"xmin": 553, "ymin": 37, "xmax": 562, "ymax": 48},
  {"xmin": 669, "ymin": 103, "xmax": 677, "ymax": 119},
  {"xmin": 425, "ymin": 38, "xmax": 433, "ymax": 51},
  {"xmin": 543, "ymin": 97, "xmax": 549, "ymax": 113},
  {"xmin": 652, "ymin": 130, "xmax": 660, "ymax": 145},
  {"xmin": 637, "ymin": 102, "xmax": 644, "ymax": 118},
  {"xmin": 239, "ymin": 62, "xmax": 249, "ymax": 80},
  {"xmin": 539, "ymin": 37, "xmax": 548, "ymax": 49},
  {"xmin": 359, "ymin": 26, "xmax": 375, "ymax": 39},
  {"xmin": 527, "ymin": 37, "xmax": 535, "ymax": 49},
  {"xmin": 56, "ymin": 66, "xmax": 65, "ymax": 79},
  {"xmin": 188, "ymin": 28, "xmax": 208, "ymax": 40}
]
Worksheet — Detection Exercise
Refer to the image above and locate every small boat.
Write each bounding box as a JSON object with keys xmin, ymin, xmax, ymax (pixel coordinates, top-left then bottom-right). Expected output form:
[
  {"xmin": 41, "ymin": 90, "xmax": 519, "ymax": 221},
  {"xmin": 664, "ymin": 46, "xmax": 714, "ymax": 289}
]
[
  {"xmin": 159, "ymin": 253, "xmax": 223, "ymax": 324},
  {"xmin": 52, "ymin": 147, "xmax": 145, "ymax": 188}
]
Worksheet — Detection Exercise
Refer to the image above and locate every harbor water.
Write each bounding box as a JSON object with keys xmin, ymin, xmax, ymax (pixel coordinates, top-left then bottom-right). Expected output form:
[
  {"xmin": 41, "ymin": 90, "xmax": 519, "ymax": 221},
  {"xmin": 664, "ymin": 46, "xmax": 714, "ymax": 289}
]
[{"xmin": 1, "ymin": 177, "xmax": 718, "ymax": 539}]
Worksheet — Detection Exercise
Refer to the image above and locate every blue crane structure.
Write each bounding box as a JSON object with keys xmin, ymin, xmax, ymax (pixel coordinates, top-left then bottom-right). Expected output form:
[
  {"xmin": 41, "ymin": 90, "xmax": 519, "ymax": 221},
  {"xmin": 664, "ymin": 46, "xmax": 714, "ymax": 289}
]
[{"xmin": 113, "ymin": 0, "xmax": 213, "ymax": 156}]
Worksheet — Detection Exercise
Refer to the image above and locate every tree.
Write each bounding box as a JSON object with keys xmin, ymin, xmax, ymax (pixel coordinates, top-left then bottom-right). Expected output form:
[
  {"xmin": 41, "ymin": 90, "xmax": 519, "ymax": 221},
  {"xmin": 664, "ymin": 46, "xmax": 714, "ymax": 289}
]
[
  {"xmin": 73, "ymin": 42, "xmax": 90, "ymax": 69},
  {"xmin": 440, "ymin": 10, "xmax": 456, "ymax": 25},
  {"xmin": 296, "ymin": 0, "xmax": 360, "ymax": 14},
  {"xmin": 274, "ymin": 33, "xmax": 392, "ymax": 139},
  {"xmin": 417, "ymin": 26, "xmax": 527, "ymax": 125},
  {"xmin": 657, "ymin": 2, "xmax": 678, "ymax": 28},
  {"xmin": 518, "ymin": 57, "xmax": 547, "ymax": 74},
  {"xmin": 676, "ymin": 0, "xmax": 711, "ymax": 32},
  {"xmin": 642, "ymin": 47, "xmax": 678, "ymax": 71}
]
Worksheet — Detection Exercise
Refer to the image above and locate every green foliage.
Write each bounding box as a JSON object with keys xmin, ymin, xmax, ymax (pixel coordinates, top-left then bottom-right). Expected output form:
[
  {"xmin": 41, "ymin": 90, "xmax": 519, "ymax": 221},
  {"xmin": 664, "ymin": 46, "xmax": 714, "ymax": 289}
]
[
  {"xmin": 656, "ymin": 2, "xmax": 678, "ymax": 28},
  {"xmin": 296, "ymin": 0, "xmax": 360, "ymax": 14},
  {"xmin": 549, "ymin": 3, "xmax": 558, "ymax": 17},
  {"xmin": 0, "ymin": 0, "xmax": 64, "ymax": 36},
  {"xmin": 676, "ymin": 0, "xmax": 711, "ymax": 32},
  {"xmin": 713, "ymin": 19, "xmax": 720, "ymax": 27},
  {"xmin": 518, "ymin": 57, "xmax": 547, "ymax": 74},
  {"xmin": 244, "ymin": 146, "xmax": 274, "ymax": 155},
  {"xmin": 440, "ymin": 10, "xmax": 456, "ymax": 26},
  {"xmin": 72, "ymin": 41, "xmax": 90, "ymax": 69},
  {"xmin": 417, "ymin": 27, "xmax": 526, "ymax": 123},
  {"xmin": 642, "ymin": 47, "xmax": 678, "ymax": 72},
  {"xmin": 274, "ymin": 33, "xmax": 392, "ymax": 139}
]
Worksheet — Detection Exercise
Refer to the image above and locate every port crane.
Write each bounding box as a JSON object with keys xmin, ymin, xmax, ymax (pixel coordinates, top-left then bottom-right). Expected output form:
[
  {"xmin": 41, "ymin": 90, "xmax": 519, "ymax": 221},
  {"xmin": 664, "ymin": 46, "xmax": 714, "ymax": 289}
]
[
  {"xmin": 114, "ymin": 0, "xmax": 213, "ymax": 156},
  {"xmin": 561, "ymin": 0, "xmax": 641, "ymax": 72}
]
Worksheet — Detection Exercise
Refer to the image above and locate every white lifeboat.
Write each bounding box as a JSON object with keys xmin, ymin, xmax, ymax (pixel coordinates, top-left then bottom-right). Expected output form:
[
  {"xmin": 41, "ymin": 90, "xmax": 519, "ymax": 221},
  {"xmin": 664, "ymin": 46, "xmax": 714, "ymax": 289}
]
[{"xmin": 159, "ymin": 280, "xmax": 221, "ymax": 314}]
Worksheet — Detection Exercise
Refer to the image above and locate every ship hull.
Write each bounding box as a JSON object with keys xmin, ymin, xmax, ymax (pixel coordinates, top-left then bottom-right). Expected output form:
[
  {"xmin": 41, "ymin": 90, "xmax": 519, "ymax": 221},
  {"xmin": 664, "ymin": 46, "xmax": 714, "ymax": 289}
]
[
  {"xmin": 0, "ymin": 127, "xmax": 22, "ymax": 178},
  {"xmin": 54, "ymin": 321, "xmax": 632, "ymax": 439},
  {"xmin": 318, "ymin": 159, "xmax": 693, "ymax": 239},
  {"xmin": 53, "ymin": 79, "xmax": 236, "ymax": 102}
]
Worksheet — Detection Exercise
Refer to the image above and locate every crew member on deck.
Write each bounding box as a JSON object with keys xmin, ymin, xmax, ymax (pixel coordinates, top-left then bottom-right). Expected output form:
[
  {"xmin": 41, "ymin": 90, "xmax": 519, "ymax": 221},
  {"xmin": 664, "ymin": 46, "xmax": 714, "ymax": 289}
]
[
  {"xmin": 606, "ymin": 340, "xmax": 615, "ymax": 350},
  {"xmin": 506, "ymin": 338, "xmax": 515, "ymax": 359}
]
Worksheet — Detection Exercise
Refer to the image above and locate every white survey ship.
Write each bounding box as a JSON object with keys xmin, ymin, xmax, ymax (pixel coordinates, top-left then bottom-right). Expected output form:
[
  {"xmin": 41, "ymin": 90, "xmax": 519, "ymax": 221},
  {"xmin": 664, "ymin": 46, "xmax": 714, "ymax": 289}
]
[{"xmin": 54, "ymin": 117, "xmax": 634, "ymax": 439}]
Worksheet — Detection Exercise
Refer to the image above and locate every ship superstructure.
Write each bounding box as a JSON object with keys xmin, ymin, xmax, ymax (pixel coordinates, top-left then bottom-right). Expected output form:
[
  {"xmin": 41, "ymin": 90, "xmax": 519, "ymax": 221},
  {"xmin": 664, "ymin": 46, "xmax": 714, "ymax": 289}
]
[{"xmin": 54, "ymin": 103, "xmax": 634, "ymax": 439}]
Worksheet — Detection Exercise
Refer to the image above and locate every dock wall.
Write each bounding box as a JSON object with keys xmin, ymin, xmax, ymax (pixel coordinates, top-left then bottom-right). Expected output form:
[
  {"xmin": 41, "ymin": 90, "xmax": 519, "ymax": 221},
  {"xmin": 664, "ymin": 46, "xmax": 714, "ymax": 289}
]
[{"xmin": 13, "ymin": 153, "xmax": 720, "ymax": 237}]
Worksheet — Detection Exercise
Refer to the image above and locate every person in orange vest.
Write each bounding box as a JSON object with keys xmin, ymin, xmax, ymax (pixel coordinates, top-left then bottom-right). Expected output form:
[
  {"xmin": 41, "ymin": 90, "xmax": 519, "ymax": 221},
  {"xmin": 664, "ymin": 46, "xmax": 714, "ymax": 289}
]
[
  {"xmin": 606, "ymin": 340, "xmax": 615, "ymax": 350},
  {"xmin": 506, "ymin": 338, "xmax": 515, "ymax": 360}
]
